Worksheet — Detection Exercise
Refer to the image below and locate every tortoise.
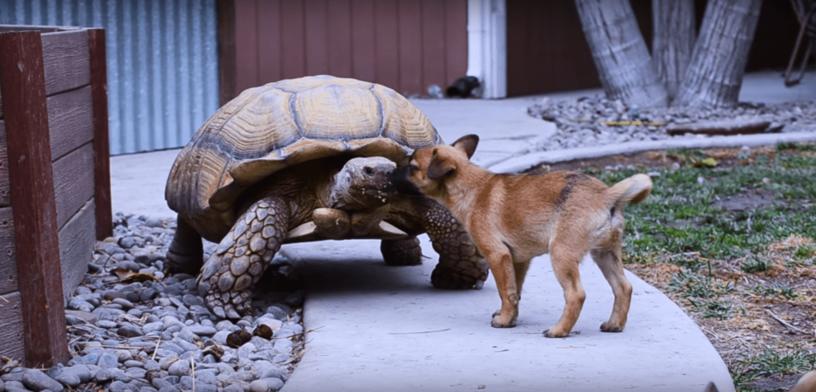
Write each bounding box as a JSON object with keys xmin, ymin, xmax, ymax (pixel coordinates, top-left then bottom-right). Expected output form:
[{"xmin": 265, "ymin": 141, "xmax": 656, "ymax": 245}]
[{"xmin": 165, "ymin": 75, "xmax": 488, "ymax": 319}]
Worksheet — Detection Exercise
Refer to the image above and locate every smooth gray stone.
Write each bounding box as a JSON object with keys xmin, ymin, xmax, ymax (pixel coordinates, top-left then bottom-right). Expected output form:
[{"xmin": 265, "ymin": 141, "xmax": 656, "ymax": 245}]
[
  {"xmin": 181, "ymin": 294, "xmax": 204, "ymax": 307},
  {"xmin": 107, "ymin": 368, "xmax": 131, "ymax": 382},
  {"xmin": 123, "ymin": 360, "xmax": 143, "ymax": 368},
  {"xmin": 158, "ymin": 355, "xmax": 180, "ymax": 371},
  {"xmin": 212, "ymin": 331, "xmax": 230, "ymax": 345},
  {"xmin": 3, "ymin": 380, "xmax": 27, "ymax": 392},
  {"xmin": 173, "ymin": 338, "xmax": 199, "ymax": 353},
  {"xmin": 118, "ymin": 236, "xmax": 137, "ymax": 249},
  {"xmin": 249, "ymin": 378, "xmax": 284, "ymax": 392},
  {"xmin": 94, "ymin": 368, "xmax": 113, "ymax": 383},
  {"xmin": 112, "ymin": 298, "xmax": 135, "ymax": 309},
  {"xmin": 1, "ymin": 370, "xmax": 24, "ymax": 382},
  {"xmin": 21, "ymin": 369, "xmax": 63, "ymax": 392},
  {"xmin": 92, "ymin": 307, "xmax": 125, "ymax": 320},
  {"xmin": 194, "ymin": 370, "xmax": 217, "ymax": 385},
  {"xmin": 195, "ymin": 384, "xmax": 218, "ymax": 392},
  {"xmin": 189, "ymin": 324, "xmax": 216, "ymax": 337},
  {"xmin": 96, "ymin": 319, "xmax": 117, "ymax": 329},
  {"xmin": 117, "ymin": 323, "xmax": 143, "ymax": 337},
  {"xmin": 68, "ymin": 298, "xmax": 93, "ymax": 312},
  {"xmin": 126, "ymin": 367, "xmax": 147, "ymax": 379},
  {"xmin": 175, "ymin": 327, "xmax": 197, "ymax": 343},
  {"xmin": 75, "ymin": 352, "xmax": 99, "ymax": 365},
  {"xmin": 52, "ymin": 365, "xmax": 91, "ymax": 386},
  {"xmin": 151, "ymin": 377, "xmax": 176, "ymax": 391},
  {"xmin": 97, "ymin": 352, "xmax": 119, "ymax": 369},
  {"xmin": 179, "ymin": 376, "xmax": 193, "ymax": 390},
  {"xmin": 167, "ymin": 359, "xmax": 190, "ymax": 377},
  {"xmin": 143, "ymin": 359, "xmax": 161, "ymax": 372},
  {"xmin": 108, "ymin": 380, "xmax": 129, "ymax": 392},
  {"xmin": 237, "ymin": 342, "xmax": 256, "ymax": 358},
  {"xmin": 115, "ymin": 349, "xmax": 134, "ymax": 362},
  {"xmin": 143, "ymin": 322, "xmax": 163, "ymax": 334},
  {"xmin": 253, "ymin": 361, "xmax": 285, "ymax": 380}
]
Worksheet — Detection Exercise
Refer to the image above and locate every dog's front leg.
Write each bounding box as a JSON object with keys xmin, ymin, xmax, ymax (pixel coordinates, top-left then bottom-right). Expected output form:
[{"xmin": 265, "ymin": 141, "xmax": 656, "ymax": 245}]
[{"xmin": 482, "ymin": 247, "xmax": 519, "ymax": 328}]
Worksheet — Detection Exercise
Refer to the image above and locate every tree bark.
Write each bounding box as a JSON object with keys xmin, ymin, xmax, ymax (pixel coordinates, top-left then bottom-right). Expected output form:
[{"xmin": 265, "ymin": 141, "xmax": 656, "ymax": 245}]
[
  {"xmin": 575, "ymin": 0, "xmax": 668, "ymax": 108},
  {"xmin": 674, "ymin": 0, "xmax": 762, "ymax": 107},
  {"xmin": 652, "ymin": 0, "xmax": 695, "ymax": 101}
]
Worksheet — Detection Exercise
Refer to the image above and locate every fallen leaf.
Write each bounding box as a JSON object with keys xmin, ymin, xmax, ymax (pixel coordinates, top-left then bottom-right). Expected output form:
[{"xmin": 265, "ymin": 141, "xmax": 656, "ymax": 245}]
[
  {"xmin": 693, "ymin": 157, "xmax": 719, "ymax": 168},
  {"xmin": 112, "ymin": 268, "xmax": 158, "ymax": 283}
]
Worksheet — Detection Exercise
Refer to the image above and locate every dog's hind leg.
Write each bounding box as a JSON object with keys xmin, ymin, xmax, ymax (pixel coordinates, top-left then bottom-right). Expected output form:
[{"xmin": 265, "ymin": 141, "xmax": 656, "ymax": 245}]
[
  {"xmin": 545, "ymin": 244, "xmax": 586, "ymax": 338},
  {"xmin": 591, "ymin": 244, "xmax": 632, "ymax": 332},
  {"xmin": 513, "ymin": 259, "xmax": 532, "ymax": 297}
]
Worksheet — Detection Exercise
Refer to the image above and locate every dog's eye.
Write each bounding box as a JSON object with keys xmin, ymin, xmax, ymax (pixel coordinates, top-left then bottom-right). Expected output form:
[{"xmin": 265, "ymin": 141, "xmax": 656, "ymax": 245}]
[{"xmin": 409, "ymin": 164, "xmax": 419, "ymax": 173}]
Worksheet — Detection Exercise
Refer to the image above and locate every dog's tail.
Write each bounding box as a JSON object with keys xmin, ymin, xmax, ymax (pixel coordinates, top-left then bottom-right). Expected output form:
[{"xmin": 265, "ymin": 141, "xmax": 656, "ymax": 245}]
[{"xmin": 605, "ymin": 174, "xmax": 652, "ymax": 210}]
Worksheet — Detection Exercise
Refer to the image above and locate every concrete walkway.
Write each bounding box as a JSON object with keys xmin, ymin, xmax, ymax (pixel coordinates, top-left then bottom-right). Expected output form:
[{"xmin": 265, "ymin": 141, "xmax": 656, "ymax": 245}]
[{"xmin": 279, "ymin": 238, "xmax": 734, "ymax": 392}]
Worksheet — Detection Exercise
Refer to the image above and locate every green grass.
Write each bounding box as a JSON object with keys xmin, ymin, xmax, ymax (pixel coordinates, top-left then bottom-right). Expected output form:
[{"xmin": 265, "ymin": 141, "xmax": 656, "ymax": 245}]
[
  {"xmin": 587, "ymin": 148, "xmax": 816, "ymax": 264},
  {"xmin": 734, "ymin": 349, "xmax": 816, "ymax": 389},
  {"xmin": 752, "ymin": 283, "xmax": 798, "ymax": 300}
]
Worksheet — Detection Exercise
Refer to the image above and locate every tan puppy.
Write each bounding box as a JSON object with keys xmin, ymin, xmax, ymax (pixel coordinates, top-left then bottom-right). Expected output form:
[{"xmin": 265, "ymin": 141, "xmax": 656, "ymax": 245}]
[
  {"xmin": 790, "ymin": 371, "xmax": 816, "ymax": 392},
  {"xmin": 401, "ymin": 135, "xmax": 652, "ymax": 337}
]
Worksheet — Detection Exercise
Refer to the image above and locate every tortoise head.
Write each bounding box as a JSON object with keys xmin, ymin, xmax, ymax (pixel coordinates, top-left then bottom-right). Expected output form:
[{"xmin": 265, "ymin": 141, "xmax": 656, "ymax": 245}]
[{"xmin": 328, "ymin": 156, "xmax": 398, "ymax": 210}]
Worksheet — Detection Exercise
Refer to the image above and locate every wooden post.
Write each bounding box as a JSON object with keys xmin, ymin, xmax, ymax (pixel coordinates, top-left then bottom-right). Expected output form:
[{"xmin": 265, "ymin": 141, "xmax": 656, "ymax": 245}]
[
  {"xmin": 0, "ymin": 31, "xmax": 70, "ymax": 367},
  {"xmin": 88, "ymin": 28, "xmax": 113, "ymax": 240}
]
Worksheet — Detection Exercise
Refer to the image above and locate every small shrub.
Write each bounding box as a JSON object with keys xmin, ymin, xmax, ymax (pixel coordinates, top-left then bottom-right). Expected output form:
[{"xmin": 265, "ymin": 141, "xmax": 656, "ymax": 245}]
[{"xmin": 741, "ymin": 258, "xmax": 769, "ymax": 273}]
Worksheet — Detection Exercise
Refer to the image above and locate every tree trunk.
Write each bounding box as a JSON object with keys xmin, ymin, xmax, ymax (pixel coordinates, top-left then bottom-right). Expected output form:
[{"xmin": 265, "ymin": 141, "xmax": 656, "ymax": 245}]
[
  {"xmin": 652, "ymin": 0, "xmax": 695, "ymax": 101},
  {"xmin": 575, "ymin": 0, "xmax": 668, "ymax": 108},
  {"xmin": 674, "ymin": 0, "xmax": 762, "ymax": 107}
]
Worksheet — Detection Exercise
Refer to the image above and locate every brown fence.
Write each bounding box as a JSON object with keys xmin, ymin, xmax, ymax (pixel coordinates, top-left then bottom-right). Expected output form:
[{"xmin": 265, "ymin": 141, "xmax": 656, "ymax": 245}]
[
  {"xmin": 218, "ymin": 0, "xmax": 468, "ymax": 103},
  {"xmin": 0, "ymin": 25, "xmax": 112, "ymax": 367}
]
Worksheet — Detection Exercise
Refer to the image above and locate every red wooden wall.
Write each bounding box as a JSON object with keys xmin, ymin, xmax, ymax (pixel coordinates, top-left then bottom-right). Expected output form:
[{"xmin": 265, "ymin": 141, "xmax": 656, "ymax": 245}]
[{"xmin": 219, "ymin": 0, "xmax": 468, "ymax": 103}]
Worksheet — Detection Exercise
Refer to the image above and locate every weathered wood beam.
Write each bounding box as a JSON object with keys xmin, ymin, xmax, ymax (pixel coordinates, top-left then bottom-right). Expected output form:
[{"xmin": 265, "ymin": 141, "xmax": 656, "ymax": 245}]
[
  {"xmin": 89, "ymin": 28, "xmax": 112, "ymax": 240},
  {"xmin": 0, "ymin": 30, "xmax": 70, "ymax": 367}
]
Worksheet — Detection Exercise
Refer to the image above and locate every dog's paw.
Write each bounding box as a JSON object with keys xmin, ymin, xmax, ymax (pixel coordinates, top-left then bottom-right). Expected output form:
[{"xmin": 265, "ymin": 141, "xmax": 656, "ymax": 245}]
[
  {"xmin": 600, "ymin": 322, "xmax": 624, "ymax": 333},
  {"xmin": 490, "ymin": 312, "xmax": 517, "ymax": 328},
  {"xmin": 543, "ymin": 327, "xmax": 570, "ymax": 338}
]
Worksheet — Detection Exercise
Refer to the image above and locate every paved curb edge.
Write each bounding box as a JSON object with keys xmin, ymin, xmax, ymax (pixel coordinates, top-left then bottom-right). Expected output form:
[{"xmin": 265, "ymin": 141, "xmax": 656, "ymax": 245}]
[{"xmin": 488, "ymin": 131, "xmax": 816, "ymax": 173}]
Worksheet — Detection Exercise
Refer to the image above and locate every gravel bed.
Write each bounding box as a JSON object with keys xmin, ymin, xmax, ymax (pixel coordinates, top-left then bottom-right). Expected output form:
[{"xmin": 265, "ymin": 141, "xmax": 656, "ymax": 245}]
[
  {"xmin": 527, "ymin": 95, "xmax": 816, "ymax": 151},
  {"xmin": 0, "ymin": 213, "xmax": 305, "ymax": 392}
]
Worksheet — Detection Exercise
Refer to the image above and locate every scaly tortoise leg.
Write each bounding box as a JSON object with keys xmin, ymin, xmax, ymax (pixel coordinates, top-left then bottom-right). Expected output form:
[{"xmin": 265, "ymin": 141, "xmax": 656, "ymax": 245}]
[
  {"xmin": 166, "ymin": 216, "xmax": 204, "ymax": 274},
  {"xmin": 381, "ymin": 237, "xmax": 422, "ymax": 266},
  {"xmin": 197, "ymin": 196, "xmax": 289, "ymax": 319},
  {"xmin": 420, "ymin": 199, "xmax": 488, "ymax": 289}
]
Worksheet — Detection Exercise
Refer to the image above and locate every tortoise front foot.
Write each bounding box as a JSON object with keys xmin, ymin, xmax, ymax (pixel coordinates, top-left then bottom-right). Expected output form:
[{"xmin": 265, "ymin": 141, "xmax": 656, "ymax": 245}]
[
  {"xmin": 381, "ymin": 237, "xmax": 422, "ymax": 266},
  {"xmin": 166, "ymin": 216, "xmax": 204, "ymax": 274},
  {"xmin": 420, "ymin": 199, "xmax": 488, "ymax": 290},
  {"xmin": 197, "ymin": 197, "xmax": 289, "ymax": 319}
]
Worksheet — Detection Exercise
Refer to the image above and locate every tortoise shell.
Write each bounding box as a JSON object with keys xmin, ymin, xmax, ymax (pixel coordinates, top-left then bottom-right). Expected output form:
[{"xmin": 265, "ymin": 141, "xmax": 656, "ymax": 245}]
[{"xmin": 165, "ymin": 75, "xmax": 441, "ymax": 241}]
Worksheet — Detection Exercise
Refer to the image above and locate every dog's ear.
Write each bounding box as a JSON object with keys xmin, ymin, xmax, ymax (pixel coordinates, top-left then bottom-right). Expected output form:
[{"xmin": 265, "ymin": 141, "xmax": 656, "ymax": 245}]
[
  {"xmin": 452, "ymin": 134, "xmax": 479, "ymax": 159},
  {"xmin": 428, "ymin": 151, "xmax": 455, "ymax": 180}
]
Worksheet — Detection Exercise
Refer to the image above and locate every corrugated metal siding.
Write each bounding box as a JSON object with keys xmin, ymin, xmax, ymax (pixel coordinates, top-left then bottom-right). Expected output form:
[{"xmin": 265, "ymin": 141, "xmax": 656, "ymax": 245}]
[{"xmin": 0, "ymin": 0, "xmax": 219, "ymax": 154}]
